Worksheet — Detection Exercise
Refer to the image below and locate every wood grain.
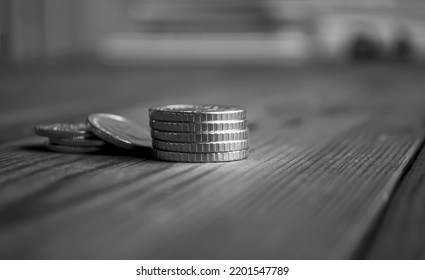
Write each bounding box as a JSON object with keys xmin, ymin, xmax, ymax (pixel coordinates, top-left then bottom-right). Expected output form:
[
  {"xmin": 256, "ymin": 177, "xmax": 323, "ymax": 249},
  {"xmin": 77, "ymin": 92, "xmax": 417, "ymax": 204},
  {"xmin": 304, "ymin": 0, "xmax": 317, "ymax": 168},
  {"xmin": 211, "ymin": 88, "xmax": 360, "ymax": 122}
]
[
  {"xmin": 362, "ymin": 140, "xmax": 425, "ymax": 259},
  {"xmin": 0, "ymin": 64, "xmax": 425, "ymax": 259}
]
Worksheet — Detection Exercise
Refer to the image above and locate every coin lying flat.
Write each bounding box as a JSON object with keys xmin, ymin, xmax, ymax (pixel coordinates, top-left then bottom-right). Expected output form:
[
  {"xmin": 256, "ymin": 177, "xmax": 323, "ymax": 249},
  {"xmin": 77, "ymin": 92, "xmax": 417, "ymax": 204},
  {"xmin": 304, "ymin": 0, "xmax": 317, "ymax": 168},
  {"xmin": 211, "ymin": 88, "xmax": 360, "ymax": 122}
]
[
  {"xmin": 152, "ymin": 149, "xmax": 249, "ymax": 162},
  {"xmin": 35, "ymin": 123, "xmax": 93, "ymax": 138},
  {"xmin": 153, "ymin": 139, "xmax": 248, "ymax": 153},
  {"xmin": 151, "ymin": 129, "xmax": 249, "ymax": 143},
  {"xmin": 149, "ymin": 104, "xmax": 246, "ymax": 122},
  {"xmin": 150, "ymin": 119, "xmax": 247, "ymax": 132},
  {"xmin": 45, "ymin": 142, "xmax": 104, "ymax": 154},
  {"xmin": 87, "ymin": 113, "xmax": 151, "ymax": 150},
  {"xmin": 49, "ymin": 137, "xmax": 107, "ymax": 147}
]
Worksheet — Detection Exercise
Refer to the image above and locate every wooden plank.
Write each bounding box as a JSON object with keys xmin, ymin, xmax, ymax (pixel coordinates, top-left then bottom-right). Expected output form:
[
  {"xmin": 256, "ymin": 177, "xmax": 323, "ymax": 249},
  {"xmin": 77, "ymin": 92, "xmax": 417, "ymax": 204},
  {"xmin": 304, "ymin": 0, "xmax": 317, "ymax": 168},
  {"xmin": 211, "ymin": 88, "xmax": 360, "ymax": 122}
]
[
  {"xmin": 0, "ymin": 113, "xmax": 422, "ymax": 259},
  {"xmin": 362, "ymin": 141, "xmax": 425, "ymax": 259},
  {"xmin": 0, "ymin": 65, "xmax": 425, "ymax": 259}
]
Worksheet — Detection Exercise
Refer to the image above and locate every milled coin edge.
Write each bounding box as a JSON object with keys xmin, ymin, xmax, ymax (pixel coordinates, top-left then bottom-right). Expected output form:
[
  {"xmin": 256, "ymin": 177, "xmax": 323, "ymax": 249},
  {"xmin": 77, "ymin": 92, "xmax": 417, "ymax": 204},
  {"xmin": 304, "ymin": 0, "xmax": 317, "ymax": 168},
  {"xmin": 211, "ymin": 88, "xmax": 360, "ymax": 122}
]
[
  {"xmin": 149, "ymin": 104, "xmax": 246, "ymax": 122},
  {"xmin": 152, "ymin": 149, "xmax": 249, "ymax": 162},
  {"xmin": 49, "ymin": 137, "xmax": 107, "ymax": 147},
  {"xmin": 45, "ymin": 141, "xmax": 104, "ymax": 153},
  {"xmin": 150, "ymin": 119, "xmax": 248, "ymax": 132},
  {"xmin": 151, "ymin": 129, "xmax": 249, "ymax": 142},
  {"xmin": 87, "ymin": 113, "xmax": 151, "ymax": 150},
  {"xmin": 34, "ymin": 123, "xmax": 93, "ymax": 138},
  {"xmin": 152, "ymin": 139, "xmax": 249, "ymax": 153}
]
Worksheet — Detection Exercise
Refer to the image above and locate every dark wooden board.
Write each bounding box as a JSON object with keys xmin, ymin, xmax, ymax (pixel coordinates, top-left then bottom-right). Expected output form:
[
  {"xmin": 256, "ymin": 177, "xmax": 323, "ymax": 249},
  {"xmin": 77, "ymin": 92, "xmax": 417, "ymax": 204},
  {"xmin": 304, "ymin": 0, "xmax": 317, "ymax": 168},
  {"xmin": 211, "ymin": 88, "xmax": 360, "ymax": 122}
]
[
  {"xmin": 362, "ymin": 140, "xmax": 425, "ymax": 259},
  {"xmin": 0, "ymin": 64, "xmax": 425, "ymax": 259}
]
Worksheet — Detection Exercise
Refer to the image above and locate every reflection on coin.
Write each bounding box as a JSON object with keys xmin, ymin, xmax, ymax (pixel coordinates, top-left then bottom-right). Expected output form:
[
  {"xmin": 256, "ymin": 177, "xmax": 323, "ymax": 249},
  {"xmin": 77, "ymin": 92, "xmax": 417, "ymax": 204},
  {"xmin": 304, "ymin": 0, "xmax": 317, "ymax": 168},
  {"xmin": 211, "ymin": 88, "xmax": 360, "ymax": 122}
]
[
  {"xmin": 149, "ymin": 104, "xmax": 246, "ymax": 122},
  {"xmin": 35, "ymin": 123, "xmax": 92, "ymax": 138},
  {"xmin": 151, "ymin": 129, "xmax": 249, "ymax": 143},
  {"xmin": 45, "ymin": 142, "xmax": 104, "ymax": 154},
  {"xmin": 153, "ymin": 139, "xmax": 248, "ymax": 153},
  {"xmin": 49, "ymin": 137, "xmax": 107, "ymax": 147},
  {"xmin": 87, "ymin": 113, "xmax": 151, "ymax": 150},
  {"xmin": 152, "ymin": 149, "xmax": 249, "ymax": 162},
  {"xmin": 150, "ymin": 119, "xmax": 247, "ymax": 132}
]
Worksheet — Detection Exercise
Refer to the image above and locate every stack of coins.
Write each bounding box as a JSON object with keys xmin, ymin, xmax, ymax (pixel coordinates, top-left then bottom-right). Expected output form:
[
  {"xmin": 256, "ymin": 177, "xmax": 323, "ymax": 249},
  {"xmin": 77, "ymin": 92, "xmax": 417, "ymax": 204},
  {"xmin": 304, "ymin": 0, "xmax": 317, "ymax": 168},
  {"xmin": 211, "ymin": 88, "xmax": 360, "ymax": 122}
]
[
  {"xmin": 149, "ymin": 105, "xmax": 249, "ymax": 162},
  {"xmin": 34, "ymin": 123, "xmax": 108, "ymax": 154}
]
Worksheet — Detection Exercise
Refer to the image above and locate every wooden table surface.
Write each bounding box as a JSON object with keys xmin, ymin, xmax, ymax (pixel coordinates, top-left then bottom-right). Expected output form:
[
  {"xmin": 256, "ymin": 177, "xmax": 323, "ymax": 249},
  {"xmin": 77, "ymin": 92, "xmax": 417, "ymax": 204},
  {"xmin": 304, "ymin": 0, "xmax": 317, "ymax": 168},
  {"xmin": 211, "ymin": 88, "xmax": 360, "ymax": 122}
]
[{"xmin": 0, "ymin": 63, "xmax": 424, "ymax": 259}]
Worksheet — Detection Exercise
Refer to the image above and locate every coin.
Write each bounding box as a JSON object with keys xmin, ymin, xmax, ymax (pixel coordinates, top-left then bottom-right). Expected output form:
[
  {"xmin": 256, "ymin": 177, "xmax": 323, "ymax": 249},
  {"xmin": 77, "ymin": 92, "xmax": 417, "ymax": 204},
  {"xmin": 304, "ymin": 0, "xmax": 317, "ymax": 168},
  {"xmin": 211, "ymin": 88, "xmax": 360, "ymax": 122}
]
[
  {"xmin": 151, "ymin": 129, "xmax": 249, "ymax": 143},
  {"xmin": 152, "ymin": 149, "xmax": 249, "ymax": 162},
  {"xmin": 152, "ymin": 139, "xmax": 248, "ymax": 153},
  {"xmin": 45, "ymin": 142, "xmax": 104, "ymax": 154},
  {"xmin": 87, "ymin": 113, "xmax": 151, "ymax": 150},
  {"xmin": 149, "ymin": 104, "xmax": 246, "ymax": 122},
  {"xmin": 35, "ymin": 123, "xmax": 93, "ymax": 138},
  {"xmin": 150, "ymin": 119, "xmax": 247, "ymax": 132},
  {"xmin": 49, "ymin": 137, "xmax": 107, "ymax": 147}
]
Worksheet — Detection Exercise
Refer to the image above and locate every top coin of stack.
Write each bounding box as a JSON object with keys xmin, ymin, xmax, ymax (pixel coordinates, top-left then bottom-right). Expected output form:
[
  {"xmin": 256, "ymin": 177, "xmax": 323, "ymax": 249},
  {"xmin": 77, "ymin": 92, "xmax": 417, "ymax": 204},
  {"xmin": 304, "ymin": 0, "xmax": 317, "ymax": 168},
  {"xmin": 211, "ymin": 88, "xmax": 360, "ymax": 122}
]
[{"xmin": 149, "ymin": 105, "xmax": 249, "ymax": 162}]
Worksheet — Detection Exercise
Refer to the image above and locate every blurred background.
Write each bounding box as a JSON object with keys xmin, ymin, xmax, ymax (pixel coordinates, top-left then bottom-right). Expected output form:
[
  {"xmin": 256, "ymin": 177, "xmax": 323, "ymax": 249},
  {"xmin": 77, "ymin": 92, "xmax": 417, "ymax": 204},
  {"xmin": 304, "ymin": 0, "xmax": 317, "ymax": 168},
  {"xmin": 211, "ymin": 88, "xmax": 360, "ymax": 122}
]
[{"xmin": 1, "ymin": 0, "xmax": 425, "ymax": 65}]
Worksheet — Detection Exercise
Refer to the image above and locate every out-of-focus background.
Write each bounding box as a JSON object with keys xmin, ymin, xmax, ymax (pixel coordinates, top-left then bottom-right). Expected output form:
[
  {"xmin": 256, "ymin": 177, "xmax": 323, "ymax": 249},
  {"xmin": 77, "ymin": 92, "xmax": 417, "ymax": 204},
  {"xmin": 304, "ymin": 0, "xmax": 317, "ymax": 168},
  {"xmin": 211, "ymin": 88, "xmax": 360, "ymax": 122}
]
[{"xmin": 1, "ymin": 0, "xmax": 425, "ymax": 64}]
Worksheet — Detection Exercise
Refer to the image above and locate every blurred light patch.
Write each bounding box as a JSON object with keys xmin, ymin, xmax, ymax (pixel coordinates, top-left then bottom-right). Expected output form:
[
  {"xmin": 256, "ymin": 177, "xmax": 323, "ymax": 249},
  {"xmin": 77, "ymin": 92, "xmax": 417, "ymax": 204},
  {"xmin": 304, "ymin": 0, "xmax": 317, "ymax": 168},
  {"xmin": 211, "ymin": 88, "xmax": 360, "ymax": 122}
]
[{"xmin": 97, "ymin": 32, "xmax": 311, "ymax": 66}]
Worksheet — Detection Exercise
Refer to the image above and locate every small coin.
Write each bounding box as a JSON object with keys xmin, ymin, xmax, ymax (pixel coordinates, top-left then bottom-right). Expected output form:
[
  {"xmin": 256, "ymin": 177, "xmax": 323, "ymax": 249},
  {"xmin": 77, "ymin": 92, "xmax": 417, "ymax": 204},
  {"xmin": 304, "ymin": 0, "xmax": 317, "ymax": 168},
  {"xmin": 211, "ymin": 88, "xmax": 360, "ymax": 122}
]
[
  {"xmin": 35, "ymin": 123, "xmax": 93, "ymax": 138},
  {"xmin": 151, "ymin": 129, "xmax": 249, "ymax": 143},
  {"xmin": 49, "ymin": 137, "xmax": 107, "ymax": 147},
  {"xmin": 153, "ymin": 139, "xmax": 248, "ymax": 153},
  {"xmin": 150, "ymin": 119, "xmax": 247, "ymax": 132},
  {"xmin": 45, "ymin": 142, "xmax": 104, "ymax": 154},
  {"xmin": 87, "ymin": 113, "xmax": 151, "ymax": 150},
  {"xmin": 152, "ymin": 149, "xmax": 249, "ymax": 162},
  {"xmin": 149, "ymin": 104, "xmax": 246, "ymax": 122}
]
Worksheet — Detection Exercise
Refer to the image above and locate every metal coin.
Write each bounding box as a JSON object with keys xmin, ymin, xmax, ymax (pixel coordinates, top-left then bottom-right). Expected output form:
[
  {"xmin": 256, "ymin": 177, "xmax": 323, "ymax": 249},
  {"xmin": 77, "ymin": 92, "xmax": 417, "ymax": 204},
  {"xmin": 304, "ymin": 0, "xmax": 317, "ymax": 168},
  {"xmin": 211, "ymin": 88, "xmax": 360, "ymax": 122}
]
[
  {"xmin": 153, "ymin": 139, "xmax": 249, "ymax": 153},
  {"xmin": 149, "ymin": 104, "xmax": 246, "ymax": 122},
  {"xmin": 87, "ymin": 113, "xmax": 151, "ymax": 150},
  {"xmin": 151, "ymin": 129, "xmax": 249, "ymax": 143},
  {"xmin": 152, "ymin": 149, "xmax": 249, "ymax": 162},
  {"xmin": 49, "ymin": 137, "xmax": 107, "ymax": 147},
  {"xmin": 45, "ymin": 142, "xmax": 104, "ymax": 154},
  {"xmin": 35, "ymin": 123, "xmax": 93, "ymax": 138},
  {"xmin": 150, "ymin": 119, "xmax": 247, "ymax": 132}
]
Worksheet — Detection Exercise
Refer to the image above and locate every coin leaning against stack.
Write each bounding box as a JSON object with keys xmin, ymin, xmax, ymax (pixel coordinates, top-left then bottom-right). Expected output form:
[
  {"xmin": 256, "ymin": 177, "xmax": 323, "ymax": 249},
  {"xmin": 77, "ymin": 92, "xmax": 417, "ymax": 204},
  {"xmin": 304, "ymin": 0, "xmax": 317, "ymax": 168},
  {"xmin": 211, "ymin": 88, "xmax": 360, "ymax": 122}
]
[{"xmin": 149, "ymin": 105, "xmax": 249, "ymax": 162}]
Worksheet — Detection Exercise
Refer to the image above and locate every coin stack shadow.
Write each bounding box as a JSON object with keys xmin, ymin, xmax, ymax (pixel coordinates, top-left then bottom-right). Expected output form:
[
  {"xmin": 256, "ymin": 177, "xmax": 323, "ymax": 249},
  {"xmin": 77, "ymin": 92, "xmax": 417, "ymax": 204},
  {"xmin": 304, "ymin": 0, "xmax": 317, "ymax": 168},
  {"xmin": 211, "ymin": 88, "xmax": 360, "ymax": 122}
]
[{"xmin": 149, "ymin": 105, "xmax": 249, "ymax": 162}]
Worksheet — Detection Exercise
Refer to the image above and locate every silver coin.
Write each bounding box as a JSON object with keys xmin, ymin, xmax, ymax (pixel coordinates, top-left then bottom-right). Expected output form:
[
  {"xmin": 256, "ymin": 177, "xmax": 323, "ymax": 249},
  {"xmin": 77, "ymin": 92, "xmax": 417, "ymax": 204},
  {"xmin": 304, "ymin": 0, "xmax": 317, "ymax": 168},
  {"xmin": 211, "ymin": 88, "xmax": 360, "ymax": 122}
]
[
  {"xmin": 150, "ymin": 119, "xmax": 247, "ymax": 132},
  {"xmin": 45, "ymin": 142, "xmax": 104, "ymax": 154},
  {"xmin": 152, "ymin": 149, "xmax": 249, "ymax": 163},
  {"xmin": 49, "ymin": 137, "xmax": 107, "ymax": 147},
  {"xmin": 35, "ymin": 123, "xmax": 93, "ymax": 138},
  {"xmin": 153, "ymin": 139, "xmax": 249, "ymax": 153},
  {"xmin": 87, "ymin": 113, "xmax": 151, "ymax": 150},
  {"xmin": 151, "ymin": 129, "xmax": 249, "ymax": 143},
  {"xmin": 149, "ymin": 104, "xmax": 246, "ymax": 122}
]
